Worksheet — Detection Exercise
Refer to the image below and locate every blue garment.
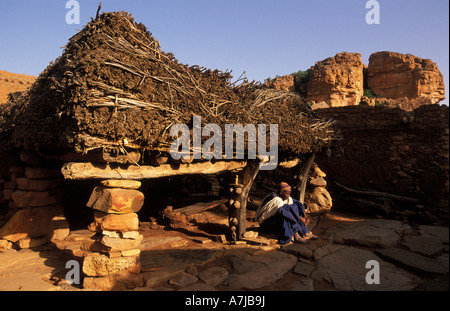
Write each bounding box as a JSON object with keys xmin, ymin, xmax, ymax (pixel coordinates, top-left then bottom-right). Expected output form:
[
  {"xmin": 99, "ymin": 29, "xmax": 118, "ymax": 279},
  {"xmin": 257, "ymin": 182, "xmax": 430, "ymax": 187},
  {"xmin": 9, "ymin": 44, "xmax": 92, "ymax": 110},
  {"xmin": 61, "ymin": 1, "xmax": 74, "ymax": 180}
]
[
  {"xmin": 277, "ymin": 198, "xmax": 310, "ymax": 245},
  {"xmin": 260, "ymin": 195, "xmax": 310, "ymax": 245}
]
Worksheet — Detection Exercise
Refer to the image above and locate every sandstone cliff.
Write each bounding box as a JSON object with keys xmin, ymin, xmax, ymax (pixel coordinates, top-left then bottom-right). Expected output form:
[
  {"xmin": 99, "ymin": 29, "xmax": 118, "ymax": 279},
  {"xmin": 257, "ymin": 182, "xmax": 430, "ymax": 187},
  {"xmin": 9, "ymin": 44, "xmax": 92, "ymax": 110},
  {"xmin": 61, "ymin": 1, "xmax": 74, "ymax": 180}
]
[
  {"xmin": 367, "ymin": 51, "xmax": 445, "ymax": 104},
  {"xmin": 305, "ymin": 52, "xmax": 364, "ymax": 107},
  {"xmin": 266, "ymin": 51, "xmax": 445, "ymax": 111},
  {"xmin": 263, "ymin": 75, "xmax": 295, "ymax": 92}
]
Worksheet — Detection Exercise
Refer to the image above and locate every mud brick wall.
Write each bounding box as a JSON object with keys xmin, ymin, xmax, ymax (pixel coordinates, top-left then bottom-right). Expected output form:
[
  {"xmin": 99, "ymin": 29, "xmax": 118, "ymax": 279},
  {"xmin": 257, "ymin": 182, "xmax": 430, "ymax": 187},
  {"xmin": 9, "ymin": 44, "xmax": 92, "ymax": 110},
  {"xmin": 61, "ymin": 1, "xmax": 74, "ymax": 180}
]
[{"xmin": 315, "ymin": 104, "xmax": 449, "ymax": 216}]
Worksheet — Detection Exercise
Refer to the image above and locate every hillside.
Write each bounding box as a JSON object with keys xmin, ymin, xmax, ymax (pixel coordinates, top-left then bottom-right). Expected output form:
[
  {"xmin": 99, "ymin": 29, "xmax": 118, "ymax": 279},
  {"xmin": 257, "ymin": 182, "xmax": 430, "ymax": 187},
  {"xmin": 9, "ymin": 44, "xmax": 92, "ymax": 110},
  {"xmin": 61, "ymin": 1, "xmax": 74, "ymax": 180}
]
[{"xmin": 0, "ymin": 70, "xmax": 36, "ymax": 104}]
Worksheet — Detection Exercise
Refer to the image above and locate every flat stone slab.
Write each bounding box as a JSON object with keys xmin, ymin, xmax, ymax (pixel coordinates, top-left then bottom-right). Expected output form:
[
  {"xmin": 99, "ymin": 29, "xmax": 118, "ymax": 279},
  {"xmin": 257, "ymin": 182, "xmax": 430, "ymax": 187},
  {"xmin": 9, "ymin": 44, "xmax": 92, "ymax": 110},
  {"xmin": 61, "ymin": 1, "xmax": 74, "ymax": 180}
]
[
  {"xmin": 0, "ymin": 248, "xmax": 68, "ymax": 291},
  {"xmin": 415, "ymin": 274, "xmax": 449, "ymax": 291},
  {"xmin": 293, "ymin": 261, "xmax": 314, "ymax": 277},
  {"xmin": 376, "ymin": 247, "xmax": 448, "ymax": 274},
  {"xmin": 197, "ymin": 267, "xmax": 229, "ymax": 287},
  {"xmin": 141, "ymin": 249, "xmax": 222, "ymax": 288},
  {"xmin": 436, "ymin": 253, "xmax": 449, "ymax": 269},
  {"xmin": 418, "ymin": 226, "xmax": 449, "ymax": 245},
  {"xmin": 65, "ymin": 229, "xmax": 95, "ymax": 242},
  {"xmin": 178, "ymin": 283, "xmax": 218, "ymax": 291},
  {"xmin": 280, "ymin": 243, "xmax": 314, "ymax": 258},
  {"xmin": 288, "ymin": 278, "xmax": 314, "ymax": 291},
  {"xmin": 322, "ymin": 219, "xmax": 412, "ymax": 248},
  {"xmin": 401, "ymin": 235, "xmax": 446, "ymax": 257},
  {"xmin": 224, "ymin": 248, "xmax": 298, "ymax": 290},
  {"xmin": 313, "ymin": 244, "xmax": 347, "ymax": 260},
  {"xmin": 313, "ymin": 246, "xmax": 421, "ymax": 291},
  {"xmin": 100, "ymin": 179, "xmax": 142, "ymax": 189},
  {"xmin": 139, "ymin": 236, "xmax": 187, "ymax": 250},
  {"xmin": 168, "ymin": 272, "xmax": 198, "ymax": 288}
]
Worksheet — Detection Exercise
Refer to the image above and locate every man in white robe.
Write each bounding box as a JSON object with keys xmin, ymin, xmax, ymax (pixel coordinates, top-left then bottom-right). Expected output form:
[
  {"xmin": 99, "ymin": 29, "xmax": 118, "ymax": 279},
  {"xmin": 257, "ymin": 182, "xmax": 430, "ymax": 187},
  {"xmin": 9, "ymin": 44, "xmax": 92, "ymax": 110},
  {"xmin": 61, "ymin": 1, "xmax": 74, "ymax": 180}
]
[{"xmin": 256, "ymin": 182, "xmax": 317, "ymax": 244}]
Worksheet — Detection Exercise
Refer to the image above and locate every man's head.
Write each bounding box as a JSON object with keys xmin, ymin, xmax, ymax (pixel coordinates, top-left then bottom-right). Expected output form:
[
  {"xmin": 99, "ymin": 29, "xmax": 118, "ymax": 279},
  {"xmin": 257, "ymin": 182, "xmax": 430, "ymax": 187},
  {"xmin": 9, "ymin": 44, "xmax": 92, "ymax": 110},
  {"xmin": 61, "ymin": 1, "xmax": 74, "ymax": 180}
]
[{"xmin": 279, "ymin": 182, "xmax": 291, "ymax": 200}]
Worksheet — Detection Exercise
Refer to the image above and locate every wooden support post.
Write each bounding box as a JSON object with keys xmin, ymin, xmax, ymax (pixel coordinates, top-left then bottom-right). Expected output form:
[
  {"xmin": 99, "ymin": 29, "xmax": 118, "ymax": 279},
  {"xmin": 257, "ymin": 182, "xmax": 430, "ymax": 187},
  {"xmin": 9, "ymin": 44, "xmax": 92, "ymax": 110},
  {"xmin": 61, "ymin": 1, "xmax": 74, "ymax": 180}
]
[
  {"xmin": 295, "ymin": 153, "xmax": 316, "ymax": 204},
  {"xmin": 227, "ymin": 159, "xmax": 262, "ymax": 242}
]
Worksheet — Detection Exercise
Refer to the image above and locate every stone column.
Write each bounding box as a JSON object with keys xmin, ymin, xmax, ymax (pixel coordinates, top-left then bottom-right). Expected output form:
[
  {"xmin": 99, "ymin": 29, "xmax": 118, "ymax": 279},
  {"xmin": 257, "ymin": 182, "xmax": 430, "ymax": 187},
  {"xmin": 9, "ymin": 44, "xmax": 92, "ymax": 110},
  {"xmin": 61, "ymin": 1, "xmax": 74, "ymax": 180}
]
[
  {"xmin": 0, "ymin": 165, "xmax": 69, "ymax": 251},
  {"xmin": 304, "ymin": 163, "xmax": 333, "ymax": 215},
  {"xmin": 81, "ymin": 179, "xmax": 145, "ymax": 291}
]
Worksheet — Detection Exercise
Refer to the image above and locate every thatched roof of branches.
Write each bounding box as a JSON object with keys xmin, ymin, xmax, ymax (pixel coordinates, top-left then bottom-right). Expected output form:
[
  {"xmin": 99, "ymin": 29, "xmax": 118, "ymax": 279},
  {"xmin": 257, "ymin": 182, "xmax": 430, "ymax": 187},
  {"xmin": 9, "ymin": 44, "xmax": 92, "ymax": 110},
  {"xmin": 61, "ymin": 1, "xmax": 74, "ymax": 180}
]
[{"xmin": 0, "ymin": 11, "xmax": 336, "ymax": 163}]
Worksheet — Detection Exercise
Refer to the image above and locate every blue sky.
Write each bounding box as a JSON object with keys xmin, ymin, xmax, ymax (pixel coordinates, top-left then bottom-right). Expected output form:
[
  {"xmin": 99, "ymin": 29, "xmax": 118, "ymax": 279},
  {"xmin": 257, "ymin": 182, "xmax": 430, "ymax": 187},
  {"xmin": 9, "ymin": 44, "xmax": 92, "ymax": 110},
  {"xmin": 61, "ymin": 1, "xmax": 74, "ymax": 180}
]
[{"xmin": 0, "ymin": 0, "xmax": 448, "ymax": 104}]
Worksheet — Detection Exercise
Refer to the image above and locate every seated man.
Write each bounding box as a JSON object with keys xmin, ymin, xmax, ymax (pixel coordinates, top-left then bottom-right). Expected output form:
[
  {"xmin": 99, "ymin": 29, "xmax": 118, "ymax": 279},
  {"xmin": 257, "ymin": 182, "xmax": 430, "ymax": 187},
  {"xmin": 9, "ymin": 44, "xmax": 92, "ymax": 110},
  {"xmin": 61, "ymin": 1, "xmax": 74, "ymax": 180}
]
[{"xmin": 256, "ymin": 182, "xmax": 318, "ymax": 245}]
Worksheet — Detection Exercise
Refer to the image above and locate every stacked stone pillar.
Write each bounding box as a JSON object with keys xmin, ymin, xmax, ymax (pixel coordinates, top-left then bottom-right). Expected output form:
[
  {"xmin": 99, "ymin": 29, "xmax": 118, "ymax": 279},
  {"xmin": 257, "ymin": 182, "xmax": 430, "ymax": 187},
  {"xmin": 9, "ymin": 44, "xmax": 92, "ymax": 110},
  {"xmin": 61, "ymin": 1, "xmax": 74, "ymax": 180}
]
[
  {"xmin": 304, "ymin": 163, "xmax": 333, "ymax": 215},
  {"xmin": 81, "ymin": 179, "xmax": 145, "ymax": 291},
  {"xmin": 0, "ymin": 165, "xmax": 69, "ymax": 251}
]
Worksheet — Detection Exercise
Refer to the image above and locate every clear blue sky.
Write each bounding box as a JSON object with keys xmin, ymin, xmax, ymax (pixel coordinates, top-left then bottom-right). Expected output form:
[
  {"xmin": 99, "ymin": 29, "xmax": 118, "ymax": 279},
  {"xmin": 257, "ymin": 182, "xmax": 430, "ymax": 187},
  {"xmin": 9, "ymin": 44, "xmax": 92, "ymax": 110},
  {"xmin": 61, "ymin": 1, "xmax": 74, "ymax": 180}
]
[{"xmin": 0, "ymin": 0, "xmax": 448, "ymax": 104}]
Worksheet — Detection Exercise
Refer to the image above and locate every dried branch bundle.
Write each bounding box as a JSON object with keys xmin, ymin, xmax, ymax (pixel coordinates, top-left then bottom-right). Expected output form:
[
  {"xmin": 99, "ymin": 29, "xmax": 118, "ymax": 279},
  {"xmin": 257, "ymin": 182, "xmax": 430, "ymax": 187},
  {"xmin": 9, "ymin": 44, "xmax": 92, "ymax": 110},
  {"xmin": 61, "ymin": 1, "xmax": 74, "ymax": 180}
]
[{"xmin": 0, "ymin": 11, "xmax": 337, "ymax": 161}]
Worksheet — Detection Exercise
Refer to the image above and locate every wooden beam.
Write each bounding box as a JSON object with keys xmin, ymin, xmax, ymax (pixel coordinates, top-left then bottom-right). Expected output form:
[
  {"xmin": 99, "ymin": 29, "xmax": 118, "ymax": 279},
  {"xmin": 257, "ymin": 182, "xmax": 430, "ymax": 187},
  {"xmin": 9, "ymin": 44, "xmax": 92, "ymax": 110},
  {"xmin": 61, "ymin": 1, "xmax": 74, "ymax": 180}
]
[
  {"xmin": 61, "ymin": 161, "xmax": 248, "ymax": 180},
  {"xmin": 62, "ymin": 161, "xmax": 244, "ymax": 180}
]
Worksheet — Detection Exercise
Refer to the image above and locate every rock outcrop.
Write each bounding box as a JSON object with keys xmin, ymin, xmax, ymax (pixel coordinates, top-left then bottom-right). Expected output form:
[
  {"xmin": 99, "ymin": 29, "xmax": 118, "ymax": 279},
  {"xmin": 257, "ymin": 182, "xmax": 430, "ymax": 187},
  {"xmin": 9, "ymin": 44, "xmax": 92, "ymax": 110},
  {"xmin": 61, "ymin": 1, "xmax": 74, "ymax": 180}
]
[
  {"xmin": 271, "ymin": 51, "xmax": 446, "ymax": 111},
  {"xmin": 264, "ymin": 75, "xmax": 296, "ymax": 92},
  {"xmin": 306, "ymin": 52, "xmax": 364, "ymax": 107},
  {"xmin": 367, "ymin": 51, "xmax": 445, "ymax": 104}
]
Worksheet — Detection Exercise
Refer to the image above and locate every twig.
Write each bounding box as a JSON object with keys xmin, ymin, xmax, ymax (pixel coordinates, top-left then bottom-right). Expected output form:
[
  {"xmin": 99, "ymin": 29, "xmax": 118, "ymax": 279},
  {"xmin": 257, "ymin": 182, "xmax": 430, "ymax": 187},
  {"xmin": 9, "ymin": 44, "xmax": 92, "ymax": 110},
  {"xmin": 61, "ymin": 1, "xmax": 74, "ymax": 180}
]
[{"xmin": 95, "ymin": 3, "xmax": 102, "ymax": 19}]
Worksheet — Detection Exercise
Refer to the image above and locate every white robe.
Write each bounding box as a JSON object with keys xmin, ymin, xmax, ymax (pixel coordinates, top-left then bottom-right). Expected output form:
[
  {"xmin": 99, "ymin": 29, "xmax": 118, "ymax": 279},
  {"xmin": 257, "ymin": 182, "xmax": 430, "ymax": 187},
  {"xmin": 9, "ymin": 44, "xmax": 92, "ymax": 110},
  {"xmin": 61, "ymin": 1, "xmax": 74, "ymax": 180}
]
[{"xmin": 255, "ymin": 192, "xmax": 293, "ymax": 224}]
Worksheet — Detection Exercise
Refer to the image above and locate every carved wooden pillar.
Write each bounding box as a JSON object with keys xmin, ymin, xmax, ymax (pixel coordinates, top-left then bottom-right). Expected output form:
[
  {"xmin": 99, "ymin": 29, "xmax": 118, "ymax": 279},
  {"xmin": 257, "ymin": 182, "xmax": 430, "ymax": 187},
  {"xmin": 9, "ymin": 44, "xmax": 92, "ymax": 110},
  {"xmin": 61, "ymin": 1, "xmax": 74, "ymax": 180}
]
[
  {"xmin": 295, "ymin": 153, "xmax": 316, "ymax": 204},
  {"xmin": 227, "ymin": 159, "xmax": 262, "ymax": 242}
]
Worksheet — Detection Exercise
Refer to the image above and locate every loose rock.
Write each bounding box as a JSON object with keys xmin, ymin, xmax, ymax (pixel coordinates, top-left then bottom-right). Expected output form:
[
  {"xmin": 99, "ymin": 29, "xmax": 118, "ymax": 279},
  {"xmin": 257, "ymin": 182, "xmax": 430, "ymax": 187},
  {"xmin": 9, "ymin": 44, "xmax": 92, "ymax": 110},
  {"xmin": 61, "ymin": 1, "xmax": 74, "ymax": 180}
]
[
  {"xmin": 82, "ymin": 254, "xmax": 141, "ymax": 277},
  {"xmin": 86, "ymin": 187, "xmax": 144, "ymax": 214}
]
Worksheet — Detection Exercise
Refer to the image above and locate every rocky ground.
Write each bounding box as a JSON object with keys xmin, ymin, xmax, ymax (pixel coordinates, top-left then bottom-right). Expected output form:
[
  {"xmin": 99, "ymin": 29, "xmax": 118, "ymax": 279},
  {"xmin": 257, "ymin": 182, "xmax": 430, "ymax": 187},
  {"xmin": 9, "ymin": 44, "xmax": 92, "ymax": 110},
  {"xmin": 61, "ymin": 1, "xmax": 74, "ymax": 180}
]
[{"xmin": 0, "ymin": 209, "xmax": 448, "ymax": 291}]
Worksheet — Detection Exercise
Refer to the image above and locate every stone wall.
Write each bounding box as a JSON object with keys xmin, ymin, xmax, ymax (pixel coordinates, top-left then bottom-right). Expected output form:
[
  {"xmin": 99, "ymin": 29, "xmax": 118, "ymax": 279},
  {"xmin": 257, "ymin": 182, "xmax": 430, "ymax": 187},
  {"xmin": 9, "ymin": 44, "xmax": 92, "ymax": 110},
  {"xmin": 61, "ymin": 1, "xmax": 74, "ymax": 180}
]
[
  {"xmin": 315, "ymin": 104, "xmax": 449, "ymax": 221},
  {"xmin": 0, "ymin": 162, "xmax": 70, "ymax": 251}
]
